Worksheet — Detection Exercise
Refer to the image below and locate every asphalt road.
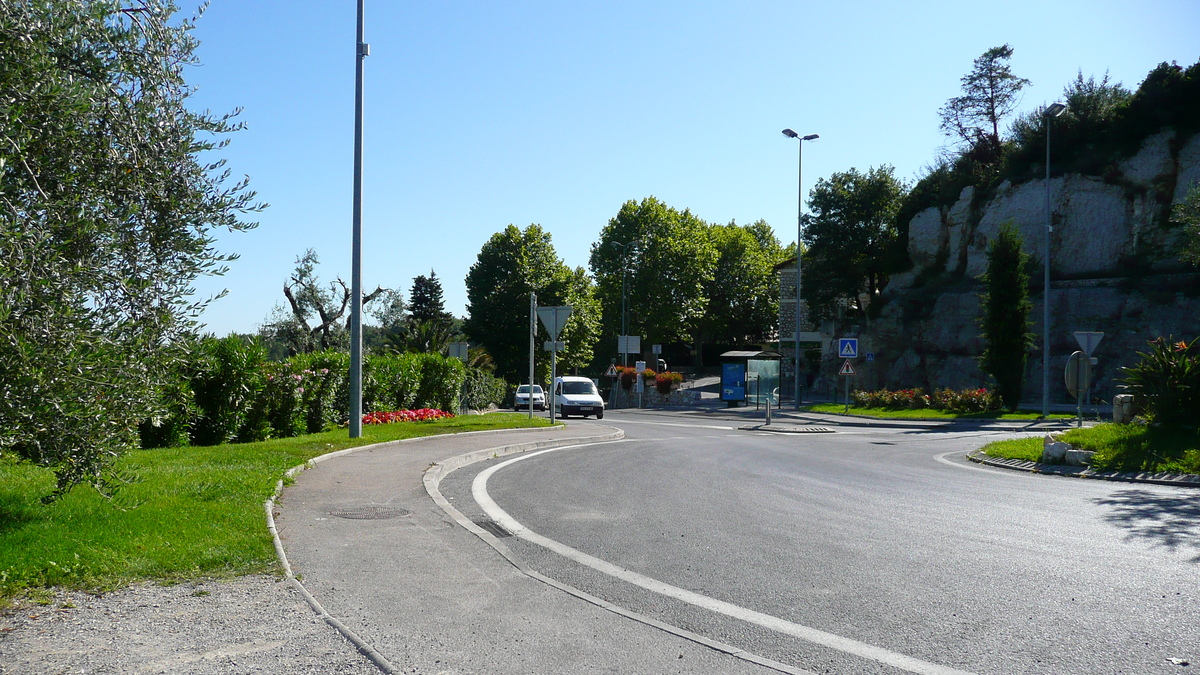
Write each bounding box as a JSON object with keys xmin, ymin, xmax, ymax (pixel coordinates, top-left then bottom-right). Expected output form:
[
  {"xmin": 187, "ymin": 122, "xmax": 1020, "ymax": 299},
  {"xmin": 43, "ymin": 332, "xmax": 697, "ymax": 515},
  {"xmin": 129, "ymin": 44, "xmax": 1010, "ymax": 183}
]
[{"xmin": 441, "ymin": 410, "xmax": 1200, "ymax": 675}]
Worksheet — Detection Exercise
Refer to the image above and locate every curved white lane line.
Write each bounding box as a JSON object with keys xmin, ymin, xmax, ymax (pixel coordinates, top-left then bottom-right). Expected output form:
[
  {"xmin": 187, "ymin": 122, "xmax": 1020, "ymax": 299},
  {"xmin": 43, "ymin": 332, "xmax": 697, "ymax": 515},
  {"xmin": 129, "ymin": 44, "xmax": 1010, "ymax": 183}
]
[
  {"xmin": 934, "ymin": 450, "xmax": 1021, "ymax": 475},
  {"xmin": 473, "ymin": 448, "xmax": 977, "ymax": 675}
]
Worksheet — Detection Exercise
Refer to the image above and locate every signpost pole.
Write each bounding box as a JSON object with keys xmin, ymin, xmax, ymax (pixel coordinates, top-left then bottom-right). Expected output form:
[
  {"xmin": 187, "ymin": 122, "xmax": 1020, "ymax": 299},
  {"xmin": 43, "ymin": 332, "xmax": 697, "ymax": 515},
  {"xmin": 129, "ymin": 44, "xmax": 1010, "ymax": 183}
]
[
  {"xmin": 550, "ymin": 347, "xmax": 557, "ymax": 424},
  {"xmin": 529, "ymin": 293, "xmax": 536, "ymax": 420}
]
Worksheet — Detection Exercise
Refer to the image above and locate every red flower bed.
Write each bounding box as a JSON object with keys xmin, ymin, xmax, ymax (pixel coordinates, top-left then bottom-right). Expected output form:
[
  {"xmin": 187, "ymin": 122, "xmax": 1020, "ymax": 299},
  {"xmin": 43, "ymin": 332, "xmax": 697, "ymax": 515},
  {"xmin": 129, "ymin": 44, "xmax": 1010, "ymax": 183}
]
[{"xmin": 362, "ymin": 408, "xmax": 454, "ymax": 425}]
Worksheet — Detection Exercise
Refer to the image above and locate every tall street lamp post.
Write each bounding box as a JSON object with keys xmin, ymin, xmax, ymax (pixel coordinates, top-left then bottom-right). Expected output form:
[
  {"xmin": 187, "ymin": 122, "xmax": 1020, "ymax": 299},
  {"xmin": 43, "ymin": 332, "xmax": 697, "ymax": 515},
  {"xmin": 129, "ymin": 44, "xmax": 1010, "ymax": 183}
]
[
  {"xmin": 1041, "ymin": 102, "xmax": 1067, "ymax": 419},
  {"xmin": 348, "ymin": 0, "xmax": 369, "ymax": 438},
  {"xmin": 611, "ymin": 239, "xmax": 638, "ymax": 367},
  {"xmin": 782, "ymin": 129, "xmax": 818, "ymax": 409}
]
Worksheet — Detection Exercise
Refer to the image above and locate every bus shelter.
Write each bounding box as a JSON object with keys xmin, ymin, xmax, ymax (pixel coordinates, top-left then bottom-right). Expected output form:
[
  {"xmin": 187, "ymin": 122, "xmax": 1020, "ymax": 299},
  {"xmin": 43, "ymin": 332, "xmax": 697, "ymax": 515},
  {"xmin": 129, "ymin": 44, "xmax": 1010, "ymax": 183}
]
[{"xmin": 719, "ymin": 350, "xmax": 781, "ymax": 408}]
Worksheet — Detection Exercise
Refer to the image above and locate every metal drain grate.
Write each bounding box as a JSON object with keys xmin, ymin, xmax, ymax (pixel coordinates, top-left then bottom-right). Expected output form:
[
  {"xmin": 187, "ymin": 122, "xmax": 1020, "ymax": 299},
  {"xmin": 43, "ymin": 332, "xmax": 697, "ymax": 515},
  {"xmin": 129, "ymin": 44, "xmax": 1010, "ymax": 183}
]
[
  {"xmin": 328, "ymin": 506, "xmax": 411, "ymax": 520},
  {"xmin": 472, "ymin": 518, "xmax": 513, "ymax": 538}
]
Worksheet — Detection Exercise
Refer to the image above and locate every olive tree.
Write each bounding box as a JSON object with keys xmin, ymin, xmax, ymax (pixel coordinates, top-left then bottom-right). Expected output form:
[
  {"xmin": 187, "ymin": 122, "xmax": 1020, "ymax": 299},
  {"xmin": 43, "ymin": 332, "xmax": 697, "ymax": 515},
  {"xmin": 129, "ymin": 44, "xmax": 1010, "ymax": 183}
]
[{"xmin": 0, "ymin": 1, "xmax": 262, "ymax": 497}]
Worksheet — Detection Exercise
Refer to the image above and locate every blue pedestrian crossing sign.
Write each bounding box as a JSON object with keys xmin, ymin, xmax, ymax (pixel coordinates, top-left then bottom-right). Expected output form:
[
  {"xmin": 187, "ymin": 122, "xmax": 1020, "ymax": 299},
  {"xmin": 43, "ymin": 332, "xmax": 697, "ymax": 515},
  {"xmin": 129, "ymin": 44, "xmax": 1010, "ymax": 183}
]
[{"xmin": 838, "ymin": 338, "xmax": 858, "ymax": 359}]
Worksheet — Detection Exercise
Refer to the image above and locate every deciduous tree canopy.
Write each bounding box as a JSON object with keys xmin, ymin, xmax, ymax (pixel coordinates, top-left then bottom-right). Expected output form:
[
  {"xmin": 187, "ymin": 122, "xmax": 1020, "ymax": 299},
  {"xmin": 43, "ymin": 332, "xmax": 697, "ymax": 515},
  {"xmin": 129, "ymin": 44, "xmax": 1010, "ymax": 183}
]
[
  {"xmin": 464, "ymin": 225, "xmax": 597, "ymax": 383},
  {"xmin": 589, "ymin": 197, "xmax": 716, "ymax": 354},
  {"xmin": 801, "ymin": 166, "xmax": 907, "ymax": 323}
]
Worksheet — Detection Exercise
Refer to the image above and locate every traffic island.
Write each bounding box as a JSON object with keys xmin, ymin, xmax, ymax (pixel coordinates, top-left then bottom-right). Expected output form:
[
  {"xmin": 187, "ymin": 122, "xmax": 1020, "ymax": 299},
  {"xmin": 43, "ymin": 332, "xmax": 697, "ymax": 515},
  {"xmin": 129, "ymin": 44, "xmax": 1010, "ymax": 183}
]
[{"xmin": 966, "ymin": 450, "xmax": 1200, "ymax": 488}]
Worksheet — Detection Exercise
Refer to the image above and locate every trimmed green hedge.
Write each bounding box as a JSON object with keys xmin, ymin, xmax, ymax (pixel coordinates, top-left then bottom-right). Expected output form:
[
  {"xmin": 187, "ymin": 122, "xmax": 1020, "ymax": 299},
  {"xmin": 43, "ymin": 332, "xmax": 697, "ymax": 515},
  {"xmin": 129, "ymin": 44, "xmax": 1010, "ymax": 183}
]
[{"xmin": 139, "ymin": 338, "xmax": 500, "ymax": 448}]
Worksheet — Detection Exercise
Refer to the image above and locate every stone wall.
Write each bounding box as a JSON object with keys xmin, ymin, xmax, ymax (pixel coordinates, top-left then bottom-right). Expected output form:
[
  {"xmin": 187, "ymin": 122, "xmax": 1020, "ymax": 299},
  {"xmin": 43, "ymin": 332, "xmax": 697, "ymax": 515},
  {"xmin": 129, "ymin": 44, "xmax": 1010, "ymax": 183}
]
[
  {"xmin": 609, "ymin": 385, "xmax": 698, "ymax": 409},
  {"xmin": 858, "ymin": 130, "xmax": 1200, "ymax": 404}
]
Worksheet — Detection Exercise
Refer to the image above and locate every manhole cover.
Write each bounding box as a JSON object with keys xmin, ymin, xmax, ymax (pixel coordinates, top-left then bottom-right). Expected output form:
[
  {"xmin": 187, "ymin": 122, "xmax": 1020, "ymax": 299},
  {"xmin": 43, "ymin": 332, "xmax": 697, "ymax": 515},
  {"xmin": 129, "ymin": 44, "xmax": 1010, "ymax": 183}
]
[{"xmin": 328, "ymin": 506, "xmax": 411, "ymax": 520}]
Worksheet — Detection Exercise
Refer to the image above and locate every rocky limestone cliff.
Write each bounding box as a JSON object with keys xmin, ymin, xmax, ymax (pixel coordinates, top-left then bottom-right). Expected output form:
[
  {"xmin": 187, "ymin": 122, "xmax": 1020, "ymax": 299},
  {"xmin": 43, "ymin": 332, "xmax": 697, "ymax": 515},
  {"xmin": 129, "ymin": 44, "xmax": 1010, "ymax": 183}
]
[{"xmin": 851, "ymin": 130, "xmax": 1200, "ymax": 405}]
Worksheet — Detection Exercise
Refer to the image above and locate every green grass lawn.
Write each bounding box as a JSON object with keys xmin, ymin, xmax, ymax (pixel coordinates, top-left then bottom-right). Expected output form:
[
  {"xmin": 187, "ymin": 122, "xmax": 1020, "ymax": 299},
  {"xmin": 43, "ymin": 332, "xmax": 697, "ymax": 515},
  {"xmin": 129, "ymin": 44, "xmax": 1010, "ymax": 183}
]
[
  {"xmin": 981, "ymin": 423, "xmax": 1200, "ymax": 474},
  {"xmin": 806, "ymin": 403, "xmax": 1074, "ymax": 421},
  {"xmin": 0, "ymin": 414, "xmax": 551, "ymax": 606}
]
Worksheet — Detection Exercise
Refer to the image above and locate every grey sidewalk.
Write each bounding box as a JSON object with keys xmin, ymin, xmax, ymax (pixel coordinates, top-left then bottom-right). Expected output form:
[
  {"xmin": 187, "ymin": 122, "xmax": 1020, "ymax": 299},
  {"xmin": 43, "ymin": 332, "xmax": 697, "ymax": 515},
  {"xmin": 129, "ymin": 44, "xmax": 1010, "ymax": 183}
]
[{"xmin": 274, "ymin": 426, "xmax": 785, "ymax": 675}]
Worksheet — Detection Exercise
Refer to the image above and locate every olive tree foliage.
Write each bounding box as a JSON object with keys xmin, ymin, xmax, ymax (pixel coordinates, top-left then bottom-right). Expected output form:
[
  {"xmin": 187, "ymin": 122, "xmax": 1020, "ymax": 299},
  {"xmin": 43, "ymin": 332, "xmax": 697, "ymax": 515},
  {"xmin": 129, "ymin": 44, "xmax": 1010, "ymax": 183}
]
[
  {"xmin": 695, "ymin": 220, "xmax": 788, "ymax": 344},
  {"xmin": 978, "ymin": 222, "xmax": 1034, "ymax": 411},
  {"xmin": 939, "ymin": 44, "xmax": 1031, "ymax": 161},
  {"xmin": 0, "ymin": 0, "xmax": 262, "ymax": 494},
  {"xmin": 260, "ymin": 249, "xmax": 385, "ymax": 356},
  {"xmin": 0, "ymin": 1, "xmax": 263, "ymax": 497},
  {"xmin": 801, "ymin": 166, "xmax": 907, "ymax": 324},
  {"xmin": 589, "ymin": 197, "xmax": 716, "ymax": 356},
  {"xmin": 464, "ymin": 225, "xmax": 598, "ymax": 383}
]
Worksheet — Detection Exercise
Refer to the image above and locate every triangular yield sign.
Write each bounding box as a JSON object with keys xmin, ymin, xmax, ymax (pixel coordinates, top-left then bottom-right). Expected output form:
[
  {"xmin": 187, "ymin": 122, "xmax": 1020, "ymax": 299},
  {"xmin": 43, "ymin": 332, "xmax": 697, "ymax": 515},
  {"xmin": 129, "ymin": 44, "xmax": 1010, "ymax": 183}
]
[
  {"xmin": 536, "ymin": 306, "xmax": 572, "ymax": 341},
  {"xmin": 1073, "ymin": 331, "xmax": 1104, "ymax": 356}
]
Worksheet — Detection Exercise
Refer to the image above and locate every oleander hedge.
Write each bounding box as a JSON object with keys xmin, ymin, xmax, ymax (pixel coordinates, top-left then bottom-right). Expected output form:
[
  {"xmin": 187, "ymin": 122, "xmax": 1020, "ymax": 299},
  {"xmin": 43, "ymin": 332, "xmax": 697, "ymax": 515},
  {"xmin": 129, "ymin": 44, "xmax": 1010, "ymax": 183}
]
[{"xmin": 138, "ymin": 336, "xmax": 504, "ymax": 448}]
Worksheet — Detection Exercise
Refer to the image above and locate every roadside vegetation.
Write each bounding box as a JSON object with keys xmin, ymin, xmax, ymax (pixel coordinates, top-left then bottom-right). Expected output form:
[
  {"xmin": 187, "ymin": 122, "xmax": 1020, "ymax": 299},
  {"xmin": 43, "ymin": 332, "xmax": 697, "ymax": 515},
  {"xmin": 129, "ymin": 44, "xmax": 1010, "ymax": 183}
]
[
  {"xmin": 808, "ymin": 404, "xmax": 1068, "ymax": 421},
  {"xmin": 982, "ymin": 336, "xmax": 1200, "ymax": 475},
  {"xmin": 817, "ymin": 386, "xmax": 1070, "ymax": 419},
  {"xmin": 982, "ymin": 425, "xmax": 1200, "ymax": 474},
  {"xmin": 0, "ymin": 414, "xmax": 551, "ymax": 608}
]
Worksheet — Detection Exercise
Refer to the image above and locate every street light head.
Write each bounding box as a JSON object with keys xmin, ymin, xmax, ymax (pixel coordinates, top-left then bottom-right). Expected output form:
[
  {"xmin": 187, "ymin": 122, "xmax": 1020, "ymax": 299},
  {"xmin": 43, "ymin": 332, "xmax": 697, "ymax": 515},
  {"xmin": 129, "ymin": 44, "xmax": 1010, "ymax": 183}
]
[
  {"xmin": 782, "ymin": 129, "xmax": 799, "ymax": 139},
  {"xmin": 802, "ymin": 134, "xmax": 819, "ymax": 141},
  {"xmin": 1044, "ymin": 102, "xmax": 1068, "ymax": 118}
]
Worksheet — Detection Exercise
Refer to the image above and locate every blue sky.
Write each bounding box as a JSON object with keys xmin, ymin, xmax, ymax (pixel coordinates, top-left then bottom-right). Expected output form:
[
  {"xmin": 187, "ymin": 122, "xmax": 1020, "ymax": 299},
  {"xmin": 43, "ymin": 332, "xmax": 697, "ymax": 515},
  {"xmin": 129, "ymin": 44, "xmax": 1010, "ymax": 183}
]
[{"xmin": 184, "ymin": 0, "xmax": 1200, "ymax": 335}]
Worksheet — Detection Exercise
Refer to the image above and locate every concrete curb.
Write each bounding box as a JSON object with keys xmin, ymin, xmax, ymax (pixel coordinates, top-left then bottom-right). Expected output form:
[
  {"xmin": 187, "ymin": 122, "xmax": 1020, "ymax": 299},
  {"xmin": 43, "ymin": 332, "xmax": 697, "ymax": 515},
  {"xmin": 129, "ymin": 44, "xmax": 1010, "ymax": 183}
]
[
  {"xmin": 262, "ymin": 424, "xmax": 591, "ymax": 675},
  {"xmin": 966, "ymin": 450, "xmax": 1200, "ymax": 488}
]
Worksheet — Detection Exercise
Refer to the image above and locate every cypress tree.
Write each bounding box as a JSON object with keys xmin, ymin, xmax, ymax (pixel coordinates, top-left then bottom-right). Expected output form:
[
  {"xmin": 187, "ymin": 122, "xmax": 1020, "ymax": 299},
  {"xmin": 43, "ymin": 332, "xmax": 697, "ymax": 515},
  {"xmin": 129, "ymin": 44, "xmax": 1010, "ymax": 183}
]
[{"xmin": 979, "ymin": 222, "xmax": 1034, "ymax": 411}]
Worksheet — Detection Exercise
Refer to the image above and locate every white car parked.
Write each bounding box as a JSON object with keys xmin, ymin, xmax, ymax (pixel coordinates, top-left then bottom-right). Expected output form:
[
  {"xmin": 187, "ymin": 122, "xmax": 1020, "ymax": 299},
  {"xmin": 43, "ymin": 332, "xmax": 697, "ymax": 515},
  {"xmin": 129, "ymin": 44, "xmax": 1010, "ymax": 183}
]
[
  {"xmin": 513, "ymin": 384, "xmax": 546, "ymax": 411},
  {"xmin": 553, "ymin": 376, "xmax": 605, "ymax": 419}
]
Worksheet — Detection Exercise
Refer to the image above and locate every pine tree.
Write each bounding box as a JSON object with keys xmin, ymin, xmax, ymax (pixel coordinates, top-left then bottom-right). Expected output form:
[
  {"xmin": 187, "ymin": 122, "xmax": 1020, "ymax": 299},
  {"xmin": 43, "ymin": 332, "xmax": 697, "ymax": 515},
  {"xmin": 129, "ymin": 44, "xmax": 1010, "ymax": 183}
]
[
  {"xmin": 408, "ymin": 271, "xmax": 453, "ymax": 328},
  {"xmin": 939, "ymin": 44, "xmax": 1031, "ymax": 160}
]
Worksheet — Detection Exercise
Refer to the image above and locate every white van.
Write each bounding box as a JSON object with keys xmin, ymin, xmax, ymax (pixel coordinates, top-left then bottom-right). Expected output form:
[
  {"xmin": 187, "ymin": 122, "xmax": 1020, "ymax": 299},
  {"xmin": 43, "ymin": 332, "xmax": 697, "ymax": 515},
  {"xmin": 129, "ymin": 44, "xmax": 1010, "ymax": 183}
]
[{"xmin": 553, "ymin": 376, "xmax": 605, "ymax": 419}]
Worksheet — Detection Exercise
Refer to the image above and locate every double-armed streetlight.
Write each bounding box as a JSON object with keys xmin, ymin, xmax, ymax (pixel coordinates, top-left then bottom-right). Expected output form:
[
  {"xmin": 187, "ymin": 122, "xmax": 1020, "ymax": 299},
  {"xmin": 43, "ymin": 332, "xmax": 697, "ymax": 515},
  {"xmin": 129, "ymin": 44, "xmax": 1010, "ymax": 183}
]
[
  {"xmin": 1041, "ymin": 102, "xmax": 1067, "ymax": 419},
  {"xmin": 610, "ymin": 239, "xmax": 640, "ymax": 366},
  {"xmin": 782, "ymin": 129, "xmax": 818, "ymax": 409}
]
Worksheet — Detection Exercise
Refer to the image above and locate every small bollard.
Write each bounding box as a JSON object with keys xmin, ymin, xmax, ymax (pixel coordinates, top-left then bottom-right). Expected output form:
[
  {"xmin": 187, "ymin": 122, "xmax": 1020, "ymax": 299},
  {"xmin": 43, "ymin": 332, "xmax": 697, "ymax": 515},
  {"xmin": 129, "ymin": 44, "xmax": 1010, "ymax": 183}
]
[{"xmin": 765, "ymin": 397, "xmax": 772, "ymax": 426}]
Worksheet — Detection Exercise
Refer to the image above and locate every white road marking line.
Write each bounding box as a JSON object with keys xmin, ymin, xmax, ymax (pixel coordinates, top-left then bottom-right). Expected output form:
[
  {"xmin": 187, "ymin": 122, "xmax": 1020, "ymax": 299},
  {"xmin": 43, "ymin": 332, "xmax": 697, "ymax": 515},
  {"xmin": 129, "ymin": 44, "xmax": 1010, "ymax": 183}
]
[
  {"xmin": 604, "ymin": 419, "xmax": 736, "ymax": 430},
  {"xmin": 934, "ymin": 450, "xmax": 1019, "ymax": 475},
  {"xmin": 473, "ymin": 448, "xmax": 978, "ymax": 675}
]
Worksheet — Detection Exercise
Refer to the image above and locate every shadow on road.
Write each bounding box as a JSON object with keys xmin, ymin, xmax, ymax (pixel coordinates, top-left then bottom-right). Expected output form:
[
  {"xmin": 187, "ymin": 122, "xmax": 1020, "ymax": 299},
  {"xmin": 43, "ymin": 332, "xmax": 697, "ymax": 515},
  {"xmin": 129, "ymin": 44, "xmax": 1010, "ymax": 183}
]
[{"xmin": 1092, "ymin": 488, "xmax": 1200, "ymax": 563}]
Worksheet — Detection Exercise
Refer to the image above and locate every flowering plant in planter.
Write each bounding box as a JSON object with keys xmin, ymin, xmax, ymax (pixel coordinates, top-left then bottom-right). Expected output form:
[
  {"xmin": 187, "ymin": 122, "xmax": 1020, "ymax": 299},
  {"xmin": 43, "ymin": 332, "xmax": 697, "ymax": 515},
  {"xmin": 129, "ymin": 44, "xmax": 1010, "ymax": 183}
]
[
  {"xmin": 655, "ymin": 371, "xmax": 683, "ymax": 395},
  {"xmin": 362, "ymin": 408, "xmax": 454, "ymax": 425}
]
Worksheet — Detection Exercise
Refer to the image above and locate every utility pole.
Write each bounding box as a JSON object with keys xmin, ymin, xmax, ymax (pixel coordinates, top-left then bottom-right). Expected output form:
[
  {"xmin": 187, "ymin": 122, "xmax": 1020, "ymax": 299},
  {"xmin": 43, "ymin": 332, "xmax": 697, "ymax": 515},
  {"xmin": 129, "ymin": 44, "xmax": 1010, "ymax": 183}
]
[{"xmin": 348, "ymin": 0, "xmax": 368, "ymax": 438}]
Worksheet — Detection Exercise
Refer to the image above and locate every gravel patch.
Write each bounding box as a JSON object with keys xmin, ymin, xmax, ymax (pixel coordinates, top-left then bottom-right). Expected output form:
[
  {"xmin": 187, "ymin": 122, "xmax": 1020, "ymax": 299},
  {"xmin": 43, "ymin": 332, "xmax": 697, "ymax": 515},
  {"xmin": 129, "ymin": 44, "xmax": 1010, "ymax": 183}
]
[{"xmin": 0, "ymin": 575, "xmax": 382, "ymax": 674}]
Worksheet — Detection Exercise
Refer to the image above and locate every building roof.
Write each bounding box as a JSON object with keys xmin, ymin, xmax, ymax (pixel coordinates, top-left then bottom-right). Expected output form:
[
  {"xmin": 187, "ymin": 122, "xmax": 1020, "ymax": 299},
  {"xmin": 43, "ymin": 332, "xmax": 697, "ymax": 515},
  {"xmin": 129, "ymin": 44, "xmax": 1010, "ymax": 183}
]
[{"xmin": 720, "ymin": 350, "xmax": 782, "ymax": 360}]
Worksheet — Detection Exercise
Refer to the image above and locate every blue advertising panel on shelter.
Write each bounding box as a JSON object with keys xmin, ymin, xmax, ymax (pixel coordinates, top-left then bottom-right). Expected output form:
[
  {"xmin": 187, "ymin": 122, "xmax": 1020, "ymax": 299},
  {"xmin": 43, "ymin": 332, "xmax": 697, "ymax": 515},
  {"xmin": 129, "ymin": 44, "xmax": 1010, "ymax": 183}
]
[{"xmin": 721, "ymin": 362, "xmax": 746, "ymax": 401}]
